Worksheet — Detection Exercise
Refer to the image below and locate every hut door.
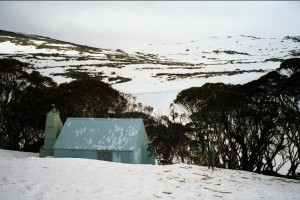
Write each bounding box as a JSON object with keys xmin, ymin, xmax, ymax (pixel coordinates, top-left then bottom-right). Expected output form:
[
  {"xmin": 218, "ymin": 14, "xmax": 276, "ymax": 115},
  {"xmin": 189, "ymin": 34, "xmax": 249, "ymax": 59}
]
[{"xmin": 97, "ymin": 151, "xmax": 112, "ymax": 161}]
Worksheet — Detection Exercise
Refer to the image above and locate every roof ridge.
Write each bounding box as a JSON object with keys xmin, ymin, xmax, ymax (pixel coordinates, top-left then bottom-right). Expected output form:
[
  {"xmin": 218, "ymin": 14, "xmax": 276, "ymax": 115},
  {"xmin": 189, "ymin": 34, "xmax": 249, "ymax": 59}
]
[{"xmin": 67, "ymin": 117, "xmax": 143, "ymax": 120}]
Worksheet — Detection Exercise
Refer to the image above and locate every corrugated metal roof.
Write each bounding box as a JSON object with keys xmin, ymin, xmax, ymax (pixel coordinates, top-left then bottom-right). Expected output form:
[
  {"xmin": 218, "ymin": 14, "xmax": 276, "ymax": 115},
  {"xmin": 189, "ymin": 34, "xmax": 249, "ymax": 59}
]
[{"xmin": 53, "ymin": 118, "xmax": 144, "ymax": 151}]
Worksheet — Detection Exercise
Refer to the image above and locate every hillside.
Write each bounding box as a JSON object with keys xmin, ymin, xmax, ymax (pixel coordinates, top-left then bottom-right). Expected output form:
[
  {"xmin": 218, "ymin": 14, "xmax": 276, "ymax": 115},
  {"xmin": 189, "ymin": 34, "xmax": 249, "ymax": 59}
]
[
  {"xmin": 0, "ymin": 30, "xmax": 299, "ymax": 113},
  {"xmin": 0, "ymin": 149, "xmax": 299, "ymax": 200}
]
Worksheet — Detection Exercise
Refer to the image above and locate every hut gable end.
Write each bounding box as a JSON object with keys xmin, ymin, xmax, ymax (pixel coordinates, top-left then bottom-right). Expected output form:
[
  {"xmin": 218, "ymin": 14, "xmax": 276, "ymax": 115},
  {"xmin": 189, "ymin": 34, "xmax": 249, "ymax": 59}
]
[{"xmin": 54, "ymin": 118, "xmax": 143, "ymax": 151}]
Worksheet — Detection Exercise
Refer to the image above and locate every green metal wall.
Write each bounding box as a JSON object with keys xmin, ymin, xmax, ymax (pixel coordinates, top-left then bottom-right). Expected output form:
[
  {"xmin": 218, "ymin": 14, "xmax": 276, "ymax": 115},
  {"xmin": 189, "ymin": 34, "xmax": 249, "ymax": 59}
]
[
  {"xmin": 54, "ymin": 148, "xmax": 154, "ymax": 164},
  {"xmin": 54, "ymin": 149, "xmax": 137, "ymax": 164},
  {"xmin": 139, "ymin": 122, "xmax": 155, "ymax": 164},
  {"xmin": 112, "ymin": 151, "xmax": 134, "ymax": 164},
  {"xmin": 54, "ymin": 149, "xmax": 97, "ymax": 159}
]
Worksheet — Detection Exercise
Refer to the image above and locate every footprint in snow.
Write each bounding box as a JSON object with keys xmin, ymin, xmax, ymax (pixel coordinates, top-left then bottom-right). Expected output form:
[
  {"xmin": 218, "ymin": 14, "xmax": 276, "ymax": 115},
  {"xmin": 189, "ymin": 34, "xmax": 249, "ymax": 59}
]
[
  {"xmin": 204, "ymin": 186, "xmax": 232, "ymax": 194},
  {"xmin": 201, "ymin": 174, "xmax": 213, "ymax": 180},
  {"xmin": 162, "ymin": 191, "xmax": 172, "ymax": 195},
  {"xmin": 179, "ymin": 166, "xmax": 193, "ymax": 169},
  {"xmin": 213, "ymin": 194, "xmax": 223, "ymax": 198}
]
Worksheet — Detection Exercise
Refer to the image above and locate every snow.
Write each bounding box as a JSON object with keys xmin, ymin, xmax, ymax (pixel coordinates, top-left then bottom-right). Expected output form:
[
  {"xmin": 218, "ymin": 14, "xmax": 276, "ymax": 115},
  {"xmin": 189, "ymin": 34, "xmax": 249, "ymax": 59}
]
[
  {"xmin": 113, "ymin": 70, "xmax": 270, "ymax": 114},
  {"xmin": 44, "ymin": 43, "xmax": 76, "ymax": 48},
  {"xmin": 0, "ymin": 149, "xmax": 299, "ymax": 200},
  {"xmin": 30, "ymin": 40, "xmax": 45, "ymax": 45},
  {"xmin": 0, "ymin": 41, "xmax": 79, "ymax": 55},
  {"xmin": 0, "ymin": 41, "xmax": 39, "ymax": 54},
  {"xmin": 126, "ymin": 36, "xmax": 298, "ymax": 64},
  {"xmin": 279, "ymin": 68, "xmax": 292, "ymax": 77}
]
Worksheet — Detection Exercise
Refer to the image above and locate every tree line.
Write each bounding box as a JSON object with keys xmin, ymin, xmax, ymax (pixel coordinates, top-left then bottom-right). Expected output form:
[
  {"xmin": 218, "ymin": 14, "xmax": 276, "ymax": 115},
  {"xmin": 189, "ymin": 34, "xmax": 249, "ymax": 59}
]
[
  {"xmin": 0, "ymin": 58, "xmax": 299, "ymax": 178},
  {"xmin": 152, "ymin": 58, "xmax": 299, "ymax": 177},
  {"xmin": 0, "ymin": 58, "xmax": 149, "ymax": 152}
]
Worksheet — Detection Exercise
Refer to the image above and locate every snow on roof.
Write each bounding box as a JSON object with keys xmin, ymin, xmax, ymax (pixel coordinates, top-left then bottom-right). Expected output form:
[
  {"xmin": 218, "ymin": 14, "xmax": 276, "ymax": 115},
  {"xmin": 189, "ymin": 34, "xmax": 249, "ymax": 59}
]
[{"xmin": 53, "ymin": 118, "xmax": 145, "ymax": 151}]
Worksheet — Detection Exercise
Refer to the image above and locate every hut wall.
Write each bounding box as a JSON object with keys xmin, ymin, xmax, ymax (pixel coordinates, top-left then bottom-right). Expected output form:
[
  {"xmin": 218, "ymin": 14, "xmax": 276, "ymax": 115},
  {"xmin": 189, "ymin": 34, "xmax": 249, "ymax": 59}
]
[
  {"xmin": 112, "ymin": 151, "xmax": 135, "ymax": 164},
  {"xmin": 54, "ymin": 149, "xmax": 97, "ymax": 159},
  {"xmin": 140, "ymin": 124, "xmax": 155, "ymax": 164}
]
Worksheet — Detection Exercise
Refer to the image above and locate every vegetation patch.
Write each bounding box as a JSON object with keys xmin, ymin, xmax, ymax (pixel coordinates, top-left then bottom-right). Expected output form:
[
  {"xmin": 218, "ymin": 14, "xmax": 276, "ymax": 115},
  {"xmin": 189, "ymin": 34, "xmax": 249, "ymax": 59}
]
[
  {"xmin": 51, "ymin": 68, "xmax": 106, "ymax": 81},
  {"xmin": 154, "ymin": 69, "xmax": 266, "ymax": 81},
  {"xmin": 108, "ymin": 76, "xmax": 132, "ymax": 84},
  {"xmin": 167, "ymin": 66, "xmax": 204, "ymax": 69},
  {"xmin": 290, "ymin": 49, "xmax": 300, "ymax": 56},
  {"xmin": 240, "ymin": 35, "xmax": 263, "ymax": 40},
  {"xmin": 264, "ymin": 58, "xmax": 285, "ymax": 62},
  {"xmin": 283, "ymin": 36, "xmax": 300, "ymax": 43},
  {"xmin": 213, "ymin": 49, "xmax": 250, "ymax": 56}
]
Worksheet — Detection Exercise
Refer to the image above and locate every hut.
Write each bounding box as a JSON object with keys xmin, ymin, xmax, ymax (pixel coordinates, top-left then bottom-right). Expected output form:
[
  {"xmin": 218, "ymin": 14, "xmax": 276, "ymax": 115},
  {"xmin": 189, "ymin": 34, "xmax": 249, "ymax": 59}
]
[{"xmin": 53, "ymin": 117, "xmax": 155, "ymax": 164}]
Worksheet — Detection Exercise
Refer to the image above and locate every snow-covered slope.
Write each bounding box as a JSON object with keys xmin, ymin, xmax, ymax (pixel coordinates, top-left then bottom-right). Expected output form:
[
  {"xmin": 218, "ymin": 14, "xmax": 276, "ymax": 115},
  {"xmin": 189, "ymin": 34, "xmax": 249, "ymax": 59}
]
[
  {"xmin": 1, "ymin": 30, "xmax": 299, "ymax": 114},
  {"xmin": 116, "ymin": 35, "xmax": 300, "ymax": 113},
  {"xmin": 0, "ymin": 149, "xmax": 299, "ymax": 200}
]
